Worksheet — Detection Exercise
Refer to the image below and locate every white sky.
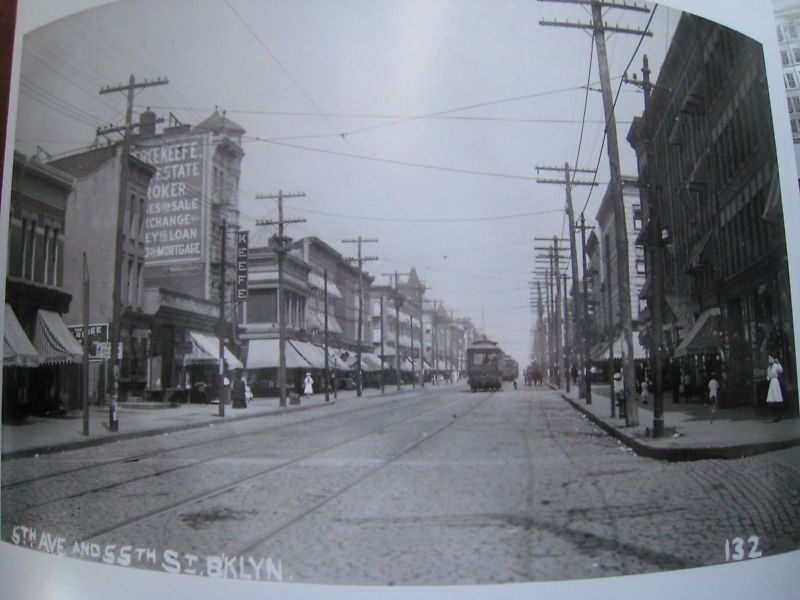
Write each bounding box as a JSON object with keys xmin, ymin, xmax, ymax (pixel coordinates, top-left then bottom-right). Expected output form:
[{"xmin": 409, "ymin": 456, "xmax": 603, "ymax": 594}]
[{"xmin": 5, "ymin": 0, "xmax": 749, "ymax": 363}]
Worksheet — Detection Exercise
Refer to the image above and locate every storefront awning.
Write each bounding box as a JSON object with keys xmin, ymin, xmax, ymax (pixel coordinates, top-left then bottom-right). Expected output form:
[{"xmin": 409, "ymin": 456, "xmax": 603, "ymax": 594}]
[
  {"xmin": 187, "ymin": 331, "xmax": 244, "ymax": 370},
  {"xmin": 289, "ymin": 340, "xmax": 328, "ymax": 369},
  {"xmin": 247, "ymin": 338, "xmax": 314, "ymax": 369},
  {"xmin": 308, "ymin": 271, "xmax": 342, "ymax": 298},
  {"xmin": 321, "ymin": 346, "xmax": 350, "ymax": 370},
  {"xmin": 34, "ymin": 309, "xmax": 83, "ymax": 365},
  {"xmin": 4, "ymin": 304, "xmax": 40, "ymax": 367},
  {"xmin": 673, "ymin": 307, "xmax": 721, "ymax": 358},
  {"xmin": 306, "ymin": 307, "xmax": 343, "ymax": 335},
  {"xmin": 590, "ymin": 333, "xmax": 648, "ymax": 361}
]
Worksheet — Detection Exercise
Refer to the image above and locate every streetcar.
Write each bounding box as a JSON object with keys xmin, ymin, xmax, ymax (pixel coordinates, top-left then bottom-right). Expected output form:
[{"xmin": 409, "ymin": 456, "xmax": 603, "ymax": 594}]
[
  {"xmin": 501, "ymin": 355, "xmax": 519, "ymax": 382},
  {"xmin": 466, "ymin": 339, "xmax": 504, "ymax": 391}
]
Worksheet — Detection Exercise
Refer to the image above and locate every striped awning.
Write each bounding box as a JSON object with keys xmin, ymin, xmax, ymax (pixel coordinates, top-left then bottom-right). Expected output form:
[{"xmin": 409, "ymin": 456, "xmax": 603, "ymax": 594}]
[
  {"xmin": 34, "ymin": 310, "xmax": 83, "ymax": 365},
  {"xmin": 3, "ymin": 304, "xmax": 40, "ymax": 367},
  {"xmin": 187, "ymin": 331, "xmax": 244, "ymax": 370}
]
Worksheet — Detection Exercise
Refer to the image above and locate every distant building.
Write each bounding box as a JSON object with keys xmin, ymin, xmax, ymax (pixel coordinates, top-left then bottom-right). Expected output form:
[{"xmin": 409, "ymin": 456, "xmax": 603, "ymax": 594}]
[
  {"xmin": 627, "ymin": 12, "xmax": 795, "ymax": 407},
  {"xmin": 3, "ymin": 152, "xmax": 82, "ymax": 417},
  {"xmin": 773, "ymin": 0, "xmax": 800, "ymax": 175},
  {"xmin": 590, "ymin": 177, "xmax": 647, "ymax": 363}
]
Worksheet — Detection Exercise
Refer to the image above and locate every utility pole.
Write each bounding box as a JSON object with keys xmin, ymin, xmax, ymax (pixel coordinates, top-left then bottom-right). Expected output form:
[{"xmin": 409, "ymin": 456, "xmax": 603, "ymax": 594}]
[
  {"xmin": 82, "ymin": 254, "xmax": 90, "ymax": 436},
  {"xmin": 536, "ymin": 163, "xmax": 597, "ymax": 397},
  {"xmin": 577, "ymin": 213, "xmax": 595, "ymax": 404},
  {"xmin": 605, "ymin": 240, "xmax": 616, "ymax": 418},
  {"xmin": 256, "ymin": 191, "xmax": 306, "ymax": 407},
  {"xmin": 217, "ymin": 219, "xmax": 228, "ymax": 416},
  {"xmin": 417, "ymin": 284, "xmax": 427, "ymax": 388},
  {"xmin": 535, "ymin": 238, "xmax": 568, "ymax": 387},
  {"xmin": 343, "ymin": 237, "xmax": 378, "ymax": 397},
  {"xmin": 625, "ymin": 55, "xmax": 666, "ymax": 436},
  {"xmin": 562, "ymin": 272, "xmax": 571, "ymax": 393},
  {"xmin": 98, "ymin": 74, "xmax": 167, "ymax": 427},
  {"xmin": 432, "ymin": 300, "xmax": 439, "ymax": 385},
  {"xmin": 380, "ymin": 294, "xmax": 385, "ymax": 393},
  {"xmin": 540, "ymin": 0, "xmax": 651, "ymax": 425},
  {"xmin": 324, "ymin": 270, "xmax": 330, "ymax": 403}
]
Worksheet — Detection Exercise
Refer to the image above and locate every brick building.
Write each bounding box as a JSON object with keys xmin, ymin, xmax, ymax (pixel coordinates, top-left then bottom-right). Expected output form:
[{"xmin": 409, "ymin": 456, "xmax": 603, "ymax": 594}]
[{"xmin": 627, "ymin": 12, "xmax": 795, "ymax": 407}]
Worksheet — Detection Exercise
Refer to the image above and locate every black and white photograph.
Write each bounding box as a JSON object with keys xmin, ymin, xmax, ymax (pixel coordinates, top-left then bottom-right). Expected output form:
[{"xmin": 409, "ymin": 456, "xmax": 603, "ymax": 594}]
[{"xmin": 1, "ymin": 0, "xmax": 799, "ymax": 597}]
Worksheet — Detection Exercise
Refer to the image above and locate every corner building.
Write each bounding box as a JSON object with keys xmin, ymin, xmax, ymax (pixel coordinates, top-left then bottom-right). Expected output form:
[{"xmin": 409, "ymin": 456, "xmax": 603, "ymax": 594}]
[{"xmin": 627, "ymin": 13, "xmax": 796, "ymax": 408}]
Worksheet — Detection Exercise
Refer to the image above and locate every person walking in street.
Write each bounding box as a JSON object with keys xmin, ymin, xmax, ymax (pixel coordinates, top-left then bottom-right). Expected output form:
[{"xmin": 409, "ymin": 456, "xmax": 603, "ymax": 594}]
[
  {"xmin": 766, "ymin": 355, "xmax": 784, "ymax": 422},
  {"xmin": 303, "ymin": 372, "xmax": 314, "ymax": 398},
  {"xmin": 707, "ymin": 373, "xmax": 719, "ymax": 423},
  {"xmin": 231, "ymin": 371, "xmax": 247, "ymax": 409}
]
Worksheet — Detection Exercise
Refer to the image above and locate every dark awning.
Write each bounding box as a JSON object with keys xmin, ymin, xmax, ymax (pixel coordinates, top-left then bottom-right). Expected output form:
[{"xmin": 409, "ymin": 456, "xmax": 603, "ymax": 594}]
[
  {"xmin": 673, "ymin": 307, "xmax": 721, "ymax": 358},
  {"xmin": 34, "ymin": 309, "xmax": 83, "ymax": 365},
  {"xmin": 3, "ymin": 304, "xmax": 40, "ymax": 367}
]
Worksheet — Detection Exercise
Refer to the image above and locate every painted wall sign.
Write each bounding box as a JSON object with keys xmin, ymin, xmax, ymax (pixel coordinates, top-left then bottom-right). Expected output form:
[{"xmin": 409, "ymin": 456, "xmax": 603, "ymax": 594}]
[{"xmin": 133, "ymin": 137, "xmax": 207, "ymax": 265}]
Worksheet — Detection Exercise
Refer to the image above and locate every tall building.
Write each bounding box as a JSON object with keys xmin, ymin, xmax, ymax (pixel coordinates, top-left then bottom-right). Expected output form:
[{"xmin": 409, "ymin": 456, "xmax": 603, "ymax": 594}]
[
  {"xmin": 627, "ymin": 12, "xmax": 795, "ymax": 407},
  {"xmin": 50, "ymin": 108, "xmax": 246, "ymax": 401}
]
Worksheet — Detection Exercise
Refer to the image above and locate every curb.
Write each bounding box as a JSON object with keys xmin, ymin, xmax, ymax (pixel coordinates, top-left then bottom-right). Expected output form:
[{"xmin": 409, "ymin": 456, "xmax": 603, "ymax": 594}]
[
  {"xmin": 559, "ymin": 392, "xmax": 800, "ymax": 461},
  {"xmin": 2, "ymin": 386, "xmax": 423, "ymax": 461}
]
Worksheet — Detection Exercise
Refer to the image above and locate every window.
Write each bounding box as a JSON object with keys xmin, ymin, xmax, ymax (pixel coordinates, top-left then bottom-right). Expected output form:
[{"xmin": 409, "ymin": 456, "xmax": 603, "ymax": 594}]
[
  {"xmin": 247, "ymin": 289, "xmax": 278, "ymax": 323},
  {"xmin": 794, "ymin": 47, "xmax": 800, "ymax": 62},
  {"xmin": 635, "ymin": 260, "xmax": 646, "ymax": 275},
  {"xmin": 782, "ymin": 51, "xmax": 790, "ymax": 66},
  {"xmin": 138, "ymin": 197, "xmax": 145, "ymax": 240},
  {"xmin": 43, "ymin": 225, "xmax": 51, "ymax": 284},
  {"xmin": 48, "ymin": 229, "xmax": 59, "ymax": 286},
  {"xmin": 27, "ymin": 220, "xmax": 37, "ymax": 281},
  {"xmin": 790, "ymin": 23, "xmax": 798, "ymax": 39},
  {"xmin": 789, "ymin": 97, "xmax": 794, "ymax": 114},
  {"xmin": 793, "ymin": 96, "xmax": 800, "ymax": 112},
  {"xmin": 787, "ymin": 72, "xmax": 796, "ymax": 88},
  {"xmin": 777, "ymin": 25, "xmax": 784, "ymax": 43},
  {"xmin": 632, "ymin": 205, "xmax": 643, "ymax": 230}
]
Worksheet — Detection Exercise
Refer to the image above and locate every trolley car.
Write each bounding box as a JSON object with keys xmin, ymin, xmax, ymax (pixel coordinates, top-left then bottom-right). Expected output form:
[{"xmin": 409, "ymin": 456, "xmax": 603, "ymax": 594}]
[
  {"xmin": 466, "ymin": 339, "xmax": 504, "ymax": 391},
  {"xmin": 501, "ymin": 355, "xmax": 519, "ymax": 382}
]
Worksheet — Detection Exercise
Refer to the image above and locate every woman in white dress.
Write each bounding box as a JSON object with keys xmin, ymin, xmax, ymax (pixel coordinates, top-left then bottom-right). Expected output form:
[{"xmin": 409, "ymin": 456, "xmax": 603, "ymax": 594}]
[
  {"xmin": 766, "ymin": 355, "xmax": 784, "ymax": 422},
  {"xmin": 303, "ymin": 372, "xmax": 314, "ymax": 398}
]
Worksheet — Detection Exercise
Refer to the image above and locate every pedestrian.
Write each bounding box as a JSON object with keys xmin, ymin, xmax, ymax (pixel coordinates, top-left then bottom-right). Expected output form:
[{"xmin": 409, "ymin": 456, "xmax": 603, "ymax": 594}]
[
  {"xmin": 570, "ymin": 364, "xmax": 578, "ymax": 385},
  {"xmin": 231, "ymin": 371, "xmax": 247, "ymax": 409},
  {"xmin": 513, "ymin": 376, "xmax": 518, "ymax": 390},
  {"xmin": 766, "ymin": 355, "xmax": 784, "ymax": 422},
  {"xmin": 303, "ymin": 372, "xmax": 314, "ymax": 398},
  {"xmin": 613, "ymin": 370, "xmax": 624, "ymax": 417},
  {"xmin": 640, "ymin": 377, "xmax": 651, "ymax": 405},
  {"xmin": 707, "ymin": 373, "xmax": 719, "ymax": 423}
]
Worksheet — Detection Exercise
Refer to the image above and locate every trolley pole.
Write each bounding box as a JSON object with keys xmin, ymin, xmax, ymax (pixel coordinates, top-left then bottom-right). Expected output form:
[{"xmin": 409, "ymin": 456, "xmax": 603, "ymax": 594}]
[
  {"xmin": 343, "ymin": 237, "xmax": 378, "ymax": 397},
  {"xmin": 256, "ymin": 191, "xmax": 306, "ymax": 407},
  {"xmin": 577, "ymin": 213, "xmax": 595, "ymax": 404}
]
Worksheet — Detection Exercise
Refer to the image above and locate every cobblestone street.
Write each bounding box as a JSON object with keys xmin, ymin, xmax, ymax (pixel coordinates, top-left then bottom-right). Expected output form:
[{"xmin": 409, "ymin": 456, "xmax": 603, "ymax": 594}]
[{"xmin": 3, "ymin": 385, "xmax": 800, "ymax": 585}]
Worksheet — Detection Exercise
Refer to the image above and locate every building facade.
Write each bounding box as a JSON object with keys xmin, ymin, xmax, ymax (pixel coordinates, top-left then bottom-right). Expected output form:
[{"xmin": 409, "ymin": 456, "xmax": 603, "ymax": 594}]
[
  {"xmin": 4, "ymin": 152, "xmax": 83, "ymax": 417},
  {"xmin": 627, "ymin": 12, "xmax": 795, "ymax": 407},
  {"xmin": 590, "ymin": 176, "xmax": 647, "ymax": 363}
]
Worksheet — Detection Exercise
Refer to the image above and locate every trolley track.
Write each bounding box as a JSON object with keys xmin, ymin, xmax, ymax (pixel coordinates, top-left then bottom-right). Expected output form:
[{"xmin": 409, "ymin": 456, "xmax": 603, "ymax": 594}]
[
  {"xmin": 2, "ymin": 388, "xmax": 436, "ymax": 491},
  {"xmin": 7, "ymin": 389, "xmax": 488, "ymax": 546},
  {"xmin": 231, "ymin": 391, "xmax": 497, "ymax": 558}
]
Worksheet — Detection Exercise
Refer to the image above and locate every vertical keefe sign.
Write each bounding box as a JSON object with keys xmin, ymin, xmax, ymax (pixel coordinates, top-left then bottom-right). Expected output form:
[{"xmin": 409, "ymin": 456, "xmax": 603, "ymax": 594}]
[
  {"xmin": 133, "ymin": 138, "xmax": 206, "ymax": 264},
  {"xmin": 236, "ymin": 230, "xmax": 248, "ymax": 301}
]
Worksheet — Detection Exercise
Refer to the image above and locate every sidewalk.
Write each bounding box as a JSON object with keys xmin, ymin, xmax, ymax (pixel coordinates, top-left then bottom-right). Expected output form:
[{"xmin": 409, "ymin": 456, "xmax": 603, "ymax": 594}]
[
  {"xmin": 1, "ymin": 383, "xmax": 429, "ymax": 460},
  {"xmin": 556, "ymin": 383, "xmax": 800, "ymax": 461}
]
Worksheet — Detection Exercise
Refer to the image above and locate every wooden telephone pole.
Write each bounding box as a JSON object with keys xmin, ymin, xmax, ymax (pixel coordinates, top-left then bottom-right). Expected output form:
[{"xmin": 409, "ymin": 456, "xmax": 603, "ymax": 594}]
[
  {"xmin": 343, "ymin": 237, "xmax": 378, "ymax": 397},
  {"xmin": 540, "ymin": 0, "xmax": 652, "ymax": 425},
  {"xmin": 98, "ymin": 75, "xmax": 167, "ymax": 429},
  {"xmin": 256, "ymin": 191, "xmax": 306, "ymax": 407},
  {"xmin": 536, "ymin": 163, "xmax": 598, "ymax": 398},
  {"xmin": 576, "ymin": 213, "xmax": 596, "ymax": 404}
]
